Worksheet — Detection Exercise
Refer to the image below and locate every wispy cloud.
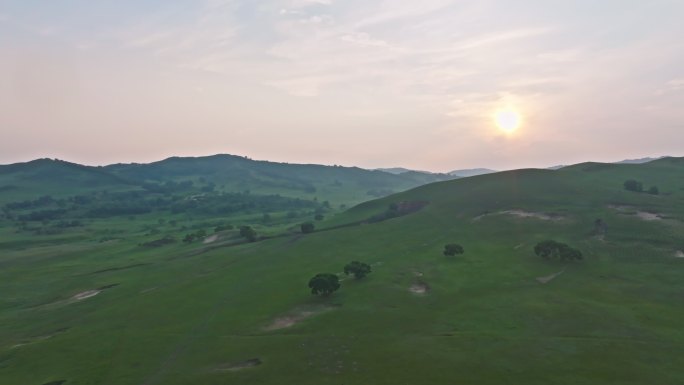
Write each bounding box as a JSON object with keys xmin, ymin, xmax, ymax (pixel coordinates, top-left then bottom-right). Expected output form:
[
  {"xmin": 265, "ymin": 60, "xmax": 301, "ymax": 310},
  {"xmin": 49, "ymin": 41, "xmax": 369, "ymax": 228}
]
[{"xmin": 1, "ymin": 0, "xmax": 683, "ymax": 169}]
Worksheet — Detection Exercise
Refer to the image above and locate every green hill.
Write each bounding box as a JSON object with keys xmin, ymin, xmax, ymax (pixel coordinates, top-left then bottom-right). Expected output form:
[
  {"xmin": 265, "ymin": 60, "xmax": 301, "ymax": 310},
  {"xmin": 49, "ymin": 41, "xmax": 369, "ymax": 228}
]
[
  {"xmin": 1, "ymin": 158, "xmax": 683, "ymax": 384},
  {"xmin": 104, "ymin": 154, "xmax": 456, "ymax": 204},
  {"xmin": 0, "ymin": 159, "xmax": 136, "ymax": 203},
  {"xmin": 0, "ymin": 155, "xmax": 454, "ymax": 207}
]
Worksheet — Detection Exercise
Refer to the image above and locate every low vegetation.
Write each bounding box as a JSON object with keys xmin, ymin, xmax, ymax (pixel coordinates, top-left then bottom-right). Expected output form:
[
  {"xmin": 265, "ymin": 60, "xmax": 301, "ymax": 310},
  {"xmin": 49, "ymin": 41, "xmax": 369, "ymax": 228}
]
[
  {"xmin": 534, "ymin": 240, "xmax": 583, "ymax": 261},
  {"xmin": 343, "ymin": 261, "xmax": 372, "ymax": 279},
  {"xmin": 443, "ymin": 243, "xmax": 464, "ymax": 257}
]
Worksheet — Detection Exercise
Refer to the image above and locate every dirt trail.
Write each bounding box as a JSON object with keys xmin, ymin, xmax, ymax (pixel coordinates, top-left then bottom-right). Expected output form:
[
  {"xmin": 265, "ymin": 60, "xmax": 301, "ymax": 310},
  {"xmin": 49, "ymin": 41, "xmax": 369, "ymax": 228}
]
[
  {"xmin": 409, "ymin": 282, "xmax": 429, "ymax": 294},
  {"xmin": 536, "ymin": 268, "xmax": 566, "ymax": 284},
  {"xmin": 203, "ymin": 235, "xmax": 219, "ymax": 244},
  {"xmin": 215, "ymin": 358, "xmax": 262, "ymax": 371},
  {"xmin": 474, "ymin": 210, "xmax": 562, "ymax": 221},
  {"xmin": 265, "ymin": 306, "xmax": 333, "ymax": 331}
]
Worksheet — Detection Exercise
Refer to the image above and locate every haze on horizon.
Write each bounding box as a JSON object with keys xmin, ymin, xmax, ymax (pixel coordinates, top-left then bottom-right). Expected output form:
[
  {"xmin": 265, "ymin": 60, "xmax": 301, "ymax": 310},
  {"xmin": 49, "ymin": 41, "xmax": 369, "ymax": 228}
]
[{"xmin": 1, "ymin": 0, "xmax": 683, "ymax": 172}]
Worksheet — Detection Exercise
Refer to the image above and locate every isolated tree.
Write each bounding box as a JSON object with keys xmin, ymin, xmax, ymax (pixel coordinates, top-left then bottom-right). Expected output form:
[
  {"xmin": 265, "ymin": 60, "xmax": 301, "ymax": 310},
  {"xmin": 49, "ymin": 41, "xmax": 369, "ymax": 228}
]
[
  {"xmin": 239, "ymin": 225, "xmax": 258, "ymax": 242},
  {"xmin": 301, "ymin": 222, "xmax": 315, "ymax": 234},
  {"xmin": 648, "ymin": 186, "xmax": 660, "ymax": 195},
  {"xmin": 593, "ymin": 219, "xmax": 608, "ymax": 235},
  {"xmin": 344, "ymin": 261, "xmax": 372, "ymax": 279},
  {"xmin": 443, "ymin": 243, "xmax": 465, "ymax": 257},
  {"xmin": 534, "ymin": 240, "xmax": 582, "ymax": 261},
  {"xmin": 314, "ymin": 214, "xmax": 324, "ymax": 221},
  {"xmin": 623, "ymin": 180, "xmax": 643, "ymax": 192},
  {"xmin": 182, "ymin": 234, "xmax": 196, "ymax": 243},
  {"xmin": 308, "ymin": 273, "xmax": 340, "ymax": 296}
]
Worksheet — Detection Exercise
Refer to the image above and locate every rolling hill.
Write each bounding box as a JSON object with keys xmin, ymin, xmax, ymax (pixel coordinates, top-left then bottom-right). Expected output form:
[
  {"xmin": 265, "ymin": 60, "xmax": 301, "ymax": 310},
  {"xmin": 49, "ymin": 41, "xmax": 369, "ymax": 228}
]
[
  {"xmin": 1, "ymin": 157, "xmax": 684, "ymax": 384},
  {"xmin": 0, "ymin": 155, "xmax": 454, "ymax": 206}
]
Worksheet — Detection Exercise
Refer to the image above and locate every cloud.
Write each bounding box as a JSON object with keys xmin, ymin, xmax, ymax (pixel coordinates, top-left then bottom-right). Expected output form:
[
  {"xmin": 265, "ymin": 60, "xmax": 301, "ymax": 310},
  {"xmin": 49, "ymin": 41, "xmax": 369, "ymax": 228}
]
[{"xmin": 2, "ymin": 0, "xmax": 684, "ymax": 169}]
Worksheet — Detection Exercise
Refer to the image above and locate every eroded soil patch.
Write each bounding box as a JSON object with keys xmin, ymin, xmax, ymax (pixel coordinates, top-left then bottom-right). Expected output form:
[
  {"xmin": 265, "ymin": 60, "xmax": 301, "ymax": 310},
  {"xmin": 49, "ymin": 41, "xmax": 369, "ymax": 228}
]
[
  {"xmin": 215, "ymin": 358, "xmax": 262, "ymax": 371},
  {"xmin": 409, "ymin": 282, "xmax": 430, "ymax": 294},
  {"xmin": 536, "ymin": 268, "xmax": 566, "ymax": 284},
  {"xmin": 265, "ymin": 305, "xmax": 334, "ymax": 331},
  {"xmin": 475, "ymin": 210, "xmax": 563, "ymax": 221},
  {"xmin": 608, "ymin": 205, "xmax": 664, "ymax": 221},
  {"xmin": 203, "ymin": 235, "xmax": 219, "ymax": 244}
]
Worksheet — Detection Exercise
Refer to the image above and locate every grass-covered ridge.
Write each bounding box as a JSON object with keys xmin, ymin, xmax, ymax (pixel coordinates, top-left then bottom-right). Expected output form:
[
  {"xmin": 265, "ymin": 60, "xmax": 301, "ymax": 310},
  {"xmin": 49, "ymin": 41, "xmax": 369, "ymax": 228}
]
[{"xmin": 1, "ymin": 158, "xmax": 684, "ymax": 384}]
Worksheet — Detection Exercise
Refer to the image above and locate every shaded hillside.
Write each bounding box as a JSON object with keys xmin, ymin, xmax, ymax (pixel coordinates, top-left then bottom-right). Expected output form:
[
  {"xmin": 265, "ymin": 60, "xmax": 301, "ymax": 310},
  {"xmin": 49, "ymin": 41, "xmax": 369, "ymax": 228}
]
[
  {"xmin": 103, "ymin": 154, "xmax": 451, "ymax": 203},
  {"xmin": 0, "ymin": 159, "xmax": 137, "ymax": 203},
  {"xmin": 0, "ymin": 155, "xmax": 454, "ymax": 206}
]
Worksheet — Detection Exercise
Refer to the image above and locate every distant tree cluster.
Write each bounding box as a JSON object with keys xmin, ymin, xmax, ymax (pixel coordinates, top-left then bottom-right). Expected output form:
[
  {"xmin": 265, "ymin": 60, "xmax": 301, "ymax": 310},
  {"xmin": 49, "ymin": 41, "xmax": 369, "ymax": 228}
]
[
  {"xmin": 368, "ymin": 201, "xmax": 428, "ymax": 223},
  {"xmin": 183, "ymin": 229, "xmax": 207, "ymax": 243},
  {"xmin": 239, "ymin": 226, "xmax": 258, "ymax": 242},
  {"xmin": 534, "ymin": 240, "xmax": 583, "ymax": 261},
  {"xmin": 623, "ymin": 180, "xmax": 659, "ymax": 195},
  {"xmin": 308, "ymin": 260, "xmax": 373, "ymax": 296},
  {"xmin": 2, "ymin": 188, "xmax": 326, "ymax": 223},
  {"xmin": 443, "ymin": 243, "xmax": 464, "ymax": 257},
  {"xmin": 141, "ymin": 236, "xmax": 176, "ymax": 247},
  {"xmin": 300, "ymin": 222, "xmax": 315, "ymax": 234}
]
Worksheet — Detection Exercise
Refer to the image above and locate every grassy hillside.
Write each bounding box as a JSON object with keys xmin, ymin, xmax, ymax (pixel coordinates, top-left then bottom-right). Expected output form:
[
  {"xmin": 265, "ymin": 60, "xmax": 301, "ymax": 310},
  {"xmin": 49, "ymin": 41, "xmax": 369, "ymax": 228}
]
[
  {"xmin": 0, "ymin": 159, "xmax": 136, "ymax": 204},
  {"xmin": 104, "ymin": 154, "xmax": 457, "ymax": 205},
  {"xmin": 0, "ymin": 155, "xmax": 455, "ymax": 207},
  {"xmin": 1, "ymin": 158, "xmax": 683, "ymax": 384}
]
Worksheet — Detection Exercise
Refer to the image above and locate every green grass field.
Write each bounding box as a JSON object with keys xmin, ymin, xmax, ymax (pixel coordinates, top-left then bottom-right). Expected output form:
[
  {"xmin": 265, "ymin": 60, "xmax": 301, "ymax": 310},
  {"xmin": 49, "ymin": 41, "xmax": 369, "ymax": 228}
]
[{"xmin": 2, "ymin": 158, "xmax": 684, "ymax": 384}]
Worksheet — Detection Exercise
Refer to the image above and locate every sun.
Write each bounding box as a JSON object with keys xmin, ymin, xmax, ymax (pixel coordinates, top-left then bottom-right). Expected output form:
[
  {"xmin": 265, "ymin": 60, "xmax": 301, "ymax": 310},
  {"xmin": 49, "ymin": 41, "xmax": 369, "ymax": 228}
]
[{"xmin": 494, "ymin": 108, "xmax": 522, "ymax": 133}]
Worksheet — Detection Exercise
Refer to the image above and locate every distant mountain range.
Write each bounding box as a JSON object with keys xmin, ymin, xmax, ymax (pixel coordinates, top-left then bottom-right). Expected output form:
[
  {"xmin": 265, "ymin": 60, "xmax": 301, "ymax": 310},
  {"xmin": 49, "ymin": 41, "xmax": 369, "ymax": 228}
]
[
  {"xmin": 0, "ymin": 155, "xmax": 456, "ymax": 205},
  {"xmin": 376, "ymin": 167, "xmax": 497, "ymax": 178},
  {"xmin": 0, "ymin": 154, "xmax": 671, "ymax": 206}
]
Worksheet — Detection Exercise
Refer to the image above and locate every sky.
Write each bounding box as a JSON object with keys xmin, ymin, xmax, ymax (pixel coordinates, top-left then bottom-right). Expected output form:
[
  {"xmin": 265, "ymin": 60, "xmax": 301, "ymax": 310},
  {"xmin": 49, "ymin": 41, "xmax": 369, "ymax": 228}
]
[{"xmin": 1, "ymin": 0, "xmax": 683, "ymax": 172}]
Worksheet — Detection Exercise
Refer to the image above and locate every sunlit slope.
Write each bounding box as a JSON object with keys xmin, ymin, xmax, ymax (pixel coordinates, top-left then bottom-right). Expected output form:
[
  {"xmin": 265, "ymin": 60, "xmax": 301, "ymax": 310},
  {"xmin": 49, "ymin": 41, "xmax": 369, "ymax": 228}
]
[
  {"xmin": 1, "ymin": 158, "xmax": 684, "ymax": 385},
  {"xmin": 334, "ymin": 157, "xmax": 684, "ymax": 226}
]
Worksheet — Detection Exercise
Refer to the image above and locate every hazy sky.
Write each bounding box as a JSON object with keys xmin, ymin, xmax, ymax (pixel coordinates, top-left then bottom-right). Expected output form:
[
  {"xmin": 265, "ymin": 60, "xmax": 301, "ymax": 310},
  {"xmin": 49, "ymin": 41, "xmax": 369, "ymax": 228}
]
[{"xmin": 1, "ymin": 0, "xmax": 683, "ymax": 171}]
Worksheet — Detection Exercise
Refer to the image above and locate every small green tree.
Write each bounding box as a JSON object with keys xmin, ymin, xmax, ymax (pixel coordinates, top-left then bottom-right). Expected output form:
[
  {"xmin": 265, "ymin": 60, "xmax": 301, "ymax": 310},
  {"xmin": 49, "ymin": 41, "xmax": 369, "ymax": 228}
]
[
  {"xmin": 301, "ymin": 222, "xmax": 315, "ymax": 234},
  {"xmin": 308, "ymin": 273, "xmax": 340, "ymax": 296},
  {"xmin": 239, "ymin": 226, "xmax": 258, "ymax": 242},
  {"xmin": 443, "ymin": 243, "xmax": 464, "ymax": 257},
  {"xmin": 623, "ymin": 180, "xmax": 643, "ymax": 192},
  {"xmin": 344, "ymin": 261, "xmax": 372, "ymax": 279},
  {"xmin": 534, "ymin": 240, "xmax": 582, "ymax": 261},
  {"xmin": 648, "ymin": 186, "xmax": 659, "ymax": 195}
]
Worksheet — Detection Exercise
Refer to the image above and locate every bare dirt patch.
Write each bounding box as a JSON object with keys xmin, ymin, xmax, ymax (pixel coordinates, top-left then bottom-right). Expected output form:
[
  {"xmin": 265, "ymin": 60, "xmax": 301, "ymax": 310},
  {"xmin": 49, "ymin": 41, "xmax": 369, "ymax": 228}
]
[
  {"xmin": 675, "ymin": 251, "xmax": 684, "ymax": 258},
  {"xmin": 409, "ymin": 282, "xmax": 430, "ymax": 294},
  {"xmin": 475, "ymin": 210, "xmax": 562, "ymax": 221},
  {"xmin": 203, "ymin": 235, "xmax": 219, "ymax": 244},
  {"xmin": 635, "ymin": 212, "xmax": 663, "ymax": 221},
  {"xmin": 502, "ymin": 210, "xmax": 563, "ymax": 221},
  {"xmin": 215, "ymin": 358, "xmax": 262, "ymax": 371},
  {"xmin": 608, "ymin": 205, "xmax": 664, "ymax": 221},
  {"xmin": 536, "ymin": 268, "xmax": 566, "ymax": 284},
  {"xmin": 265, "ymin": 306, "xmax": 334, "ymax": 331}
]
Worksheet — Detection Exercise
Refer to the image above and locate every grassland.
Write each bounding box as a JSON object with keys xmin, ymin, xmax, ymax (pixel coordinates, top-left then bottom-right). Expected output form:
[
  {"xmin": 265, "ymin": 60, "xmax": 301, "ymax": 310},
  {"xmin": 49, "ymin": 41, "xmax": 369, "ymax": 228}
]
[{"xmin": 1, "ymin": 158, "xmax": 684, "ymax": 384}]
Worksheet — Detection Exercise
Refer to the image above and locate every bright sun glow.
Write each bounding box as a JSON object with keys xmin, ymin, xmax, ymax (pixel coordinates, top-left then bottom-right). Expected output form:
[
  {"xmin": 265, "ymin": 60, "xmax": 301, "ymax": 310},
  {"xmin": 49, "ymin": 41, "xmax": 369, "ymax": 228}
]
[{"xmin": 494, "ymin": 109, "xmax": 522, "ymax": 133}]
